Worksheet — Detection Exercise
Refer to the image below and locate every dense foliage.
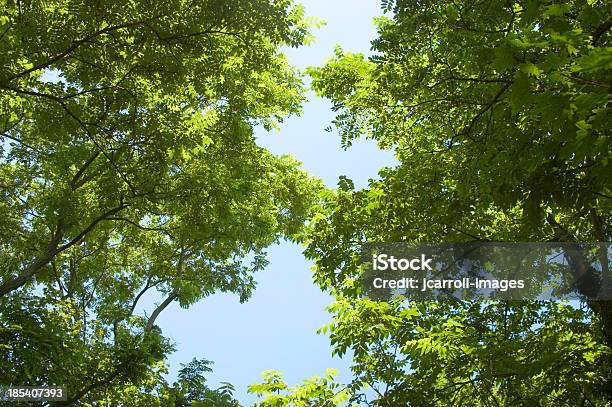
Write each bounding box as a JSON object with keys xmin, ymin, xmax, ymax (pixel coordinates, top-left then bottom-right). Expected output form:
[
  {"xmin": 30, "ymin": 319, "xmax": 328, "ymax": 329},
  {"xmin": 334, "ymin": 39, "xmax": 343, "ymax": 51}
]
[
  {"xmin": 267, "ymin": 0, "xmax": 611, "ymax": 405},
  {"xmin": 248, "ymin": 369, "xmax": 352, "ymax": 406},
  {"xmin": 0, "ymin": 0, "xmax": 320, "ymax": 404},
  {"xmin": 2, "ymin": 0, "xmax": 611, "ymax": 405}
]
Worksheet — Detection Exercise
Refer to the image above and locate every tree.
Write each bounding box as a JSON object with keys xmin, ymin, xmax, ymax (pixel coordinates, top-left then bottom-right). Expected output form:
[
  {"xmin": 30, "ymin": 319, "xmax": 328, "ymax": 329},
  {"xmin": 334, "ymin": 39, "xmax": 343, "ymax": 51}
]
[
  {"xmin": 91, "ymin": 357, "xmax": 241, "ymax": 406},
  {"xmin": 0, "ymin": 0, "xmax": 320, "ymax": 403},
  {"xmin": 249, "ymin": 369, "xmax": 353, "ymax": 406},
  {"xmin": 304, "ymin": 0, "xmax": 611, "ymax": 404}
]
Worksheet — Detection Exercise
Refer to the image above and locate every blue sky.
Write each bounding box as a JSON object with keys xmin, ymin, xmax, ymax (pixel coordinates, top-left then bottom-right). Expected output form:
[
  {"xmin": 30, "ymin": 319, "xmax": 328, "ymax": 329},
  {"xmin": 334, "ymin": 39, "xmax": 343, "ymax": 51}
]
[{"xmin": 141, "ymin": 2, "xmax": 396, "ymax": 404}]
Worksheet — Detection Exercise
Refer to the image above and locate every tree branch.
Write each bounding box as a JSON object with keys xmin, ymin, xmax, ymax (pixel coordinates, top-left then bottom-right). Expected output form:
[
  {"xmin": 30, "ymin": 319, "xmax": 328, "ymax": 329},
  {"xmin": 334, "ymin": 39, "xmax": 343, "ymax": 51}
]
[
  {"xmin": 0, "ymin": 218, "xmax": 64, "ymax": 296},
  {"xmin": 70, "ymin": 151, "xmax": 101, "ymax": 190},
  {"xmin": 592, "ymin": 16, "xmax": 612, "ymax": 45},
  {"xmin": 547, "ymin": 213, "xmax": 612, "ymax": 346},
  {"xmin": 459, "ymin": 81, "xmax": 513, "ymax": 138},
  {"xmin": 56, "ymin": 203, "xmax": 128, "ymax": 253},
  {"xmin": 8, "ymin": 18, "xmax": 160, "ymax": 81},
  {"xmin": 144, "ymin": 290, "xmax": 177, "ymax": 333},
  {"xmin": 53, "ymin": 362, "xmax": 126, "ymax": 406},
  {"xmin": 105, "ymin": 216, "xmax": 176, "ymax": 238},
  {"xmin": 0, "ymin": 203, "xmax": 127, "ymax": 297},
  {"xmin": 0, "ymin": 85, "xmax": 139, "ymax": 195},
  {"xmin": 144, "ymin": 246, "xmax": 188, "ymax": 333}
]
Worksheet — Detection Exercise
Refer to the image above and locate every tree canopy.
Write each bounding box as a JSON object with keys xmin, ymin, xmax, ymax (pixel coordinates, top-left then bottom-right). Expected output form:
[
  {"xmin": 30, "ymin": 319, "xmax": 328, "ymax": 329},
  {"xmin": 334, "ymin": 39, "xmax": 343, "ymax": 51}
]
[
  {"xmin": 283, "ymin": 0, "xmax": 611, "ymax": 405},
  {"xmin": 2, "ymin": 0, "xmax": 611, "ymax": 405},
  {"xmin": 0, "ymin": 0, "xmax": 320, "ymax": 404}
]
